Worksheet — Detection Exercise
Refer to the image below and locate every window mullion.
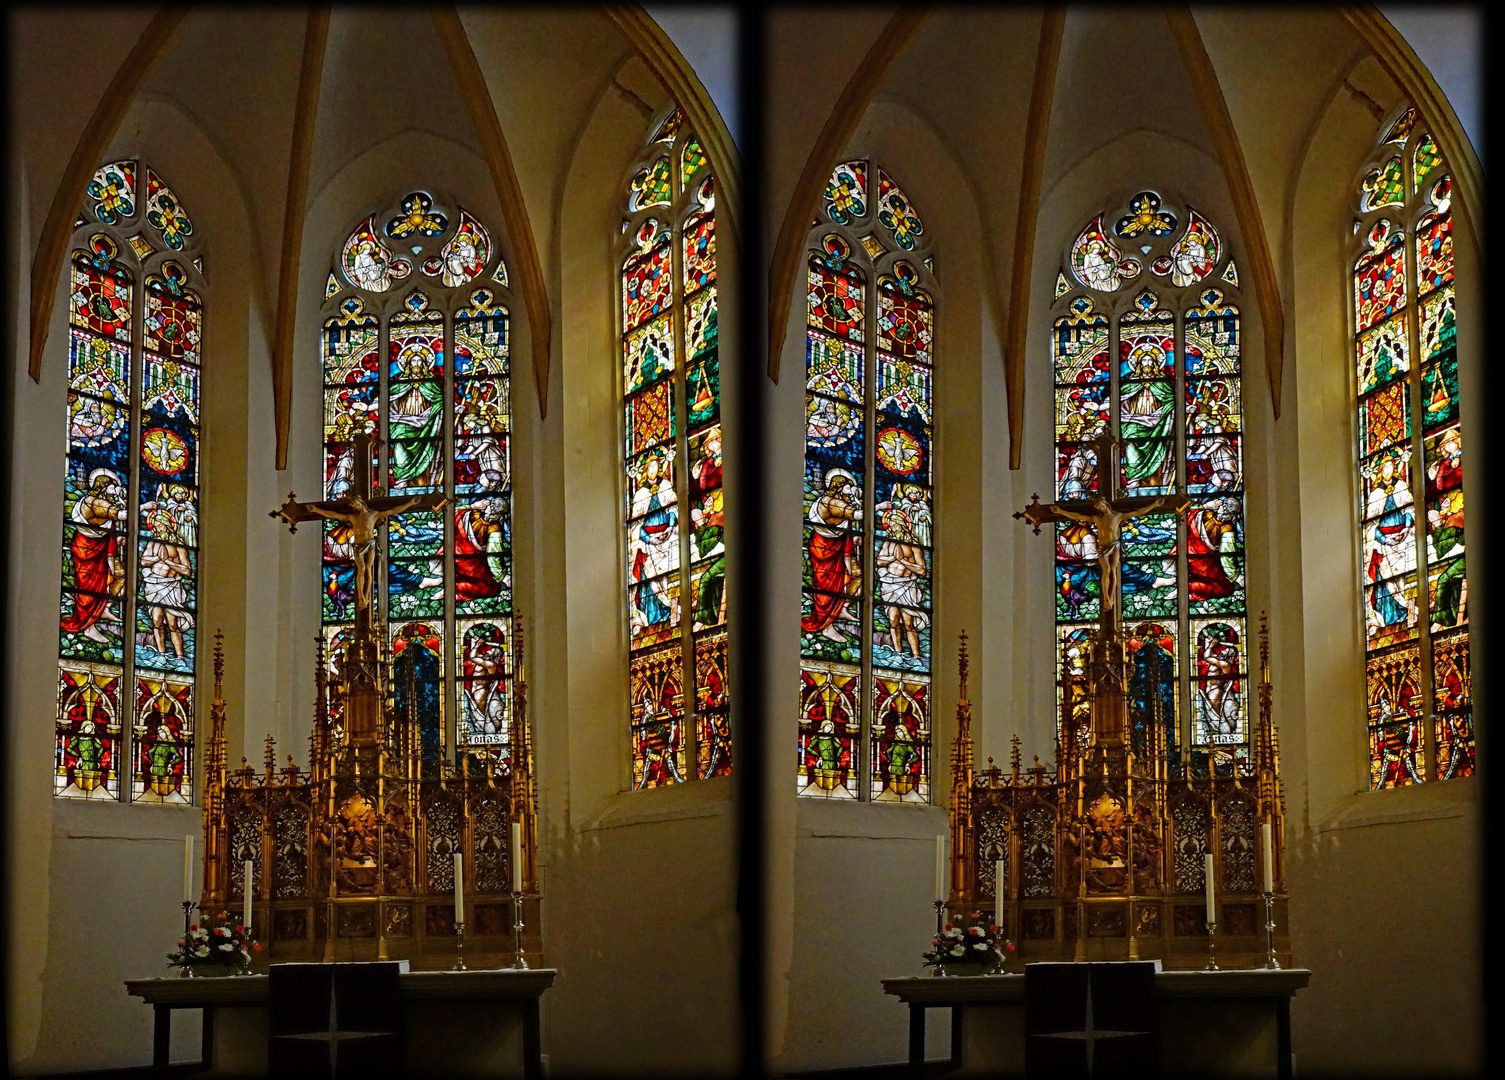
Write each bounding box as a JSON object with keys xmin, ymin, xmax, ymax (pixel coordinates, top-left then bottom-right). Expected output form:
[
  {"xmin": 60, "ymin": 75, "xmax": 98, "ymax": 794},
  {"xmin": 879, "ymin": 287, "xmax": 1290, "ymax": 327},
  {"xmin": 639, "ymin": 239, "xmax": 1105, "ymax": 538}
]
[
  {"xmin": 444, "ymin": 312, "xmax": 457, "ymax": 764},
  {"xmin": 1400, "ymin": 146, "xmax": 1437, "ymax": 781},
  {"xmin": 122, "ymin": 245, "xmax": 145, "ymax": 801},
  {"xmin": 671, "ymin": 162, "xmax": 699, "ymax": 783},
  {"xmin": 860, "ymin": 270, "xmax": 877, "ymax": 801},
  {"xmin": 1174, "ymin": 309, "xmax": 1190, "ymax": 760},
  {"xmin": 378, "ymin": 315, "xmax": 391, "ymax": 647}
]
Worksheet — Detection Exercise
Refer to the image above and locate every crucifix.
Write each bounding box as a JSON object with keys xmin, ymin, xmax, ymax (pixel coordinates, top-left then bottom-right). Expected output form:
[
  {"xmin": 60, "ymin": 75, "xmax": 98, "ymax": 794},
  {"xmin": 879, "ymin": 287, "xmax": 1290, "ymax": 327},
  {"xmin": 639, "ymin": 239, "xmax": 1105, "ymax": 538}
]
[
  {"xmin": 1014, "ymin": 432, "xmax": 1189, "ymax": 643},
  {"xmin": 270, "ymin": 431, "xmax": 448, "ymax": 620},
  {"xmin": 1015, "ymin": 434, "xmax": 1188, "ymax": 743}
]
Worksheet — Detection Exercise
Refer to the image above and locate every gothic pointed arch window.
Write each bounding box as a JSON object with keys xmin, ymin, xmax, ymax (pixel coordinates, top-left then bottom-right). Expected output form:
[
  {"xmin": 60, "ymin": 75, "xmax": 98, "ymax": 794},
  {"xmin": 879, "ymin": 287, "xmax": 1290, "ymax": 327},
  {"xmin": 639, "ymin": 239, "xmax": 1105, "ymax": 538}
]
[
  {"xmin": 321, "ymin": 191, "xmax": 513, "ymax": 775},
  {"xmin": 619, "ymin": 108, "xmax": 729, "ymax": 790},
  {"xmin": 56, "ymin": 161, "xmax": 204, "ymax": 802},
  {"xmin": 1350, "ymin": 107, "xmax": 1473, "ymax": 788},
  {"xmin": 1051, "ymin": 191, "xmax": 1248, "ymax": 776},
  {"xmin": 799, "ymin": 160, "xmax": 936, "ymax": 802}
]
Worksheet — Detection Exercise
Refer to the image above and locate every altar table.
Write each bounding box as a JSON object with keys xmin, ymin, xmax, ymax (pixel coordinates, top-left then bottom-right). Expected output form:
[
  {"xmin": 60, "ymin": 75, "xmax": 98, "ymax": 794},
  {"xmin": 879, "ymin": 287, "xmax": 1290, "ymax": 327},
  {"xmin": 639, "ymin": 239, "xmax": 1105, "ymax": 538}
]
[
  {"xmin": 883, "ymin": 968, "xmax": 1309, "ymax": 1077},
  {"xmin": 126, "ymin": 967, "xmax": 556, "ymax": 1077}
]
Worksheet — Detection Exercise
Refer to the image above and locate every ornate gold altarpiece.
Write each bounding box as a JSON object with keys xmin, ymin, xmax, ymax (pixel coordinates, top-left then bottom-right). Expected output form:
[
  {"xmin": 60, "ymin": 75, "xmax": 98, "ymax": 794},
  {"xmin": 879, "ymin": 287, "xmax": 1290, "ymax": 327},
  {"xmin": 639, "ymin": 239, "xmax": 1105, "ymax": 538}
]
[
  {"xmin": 198, "ymin": 615, "xmax": 539, "ymax": 969},
  {"xmin": 945, "ymin": 618, "xmax": 1291, "ymax": 969}
]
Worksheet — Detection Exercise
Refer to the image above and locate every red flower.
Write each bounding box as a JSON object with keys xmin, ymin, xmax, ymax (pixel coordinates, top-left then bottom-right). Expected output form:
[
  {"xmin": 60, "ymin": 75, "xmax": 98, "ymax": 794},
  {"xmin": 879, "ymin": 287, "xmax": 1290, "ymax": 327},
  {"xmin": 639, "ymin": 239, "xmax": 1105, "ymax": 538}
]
[
  {"xmin": 1007, "ymin": 942, "xmax": 1017, "ymax": 951},
  {"xmin": 189, "ymin": 924, "xmax": 198, "ymax": 931},
  {"xmin": 235, "ymin": 926, "xmax": 244, "ymax": 934},
  {"xmin": 253, "ymin": 944, "xmax": 262, "ymax": 952},
  {"xmin": 176, "ymin": 940, "xmax": 185, "ymax": 947},
  {"xmin": 944, "ymin": 923, "xmax": 953, "ymax": 930}
]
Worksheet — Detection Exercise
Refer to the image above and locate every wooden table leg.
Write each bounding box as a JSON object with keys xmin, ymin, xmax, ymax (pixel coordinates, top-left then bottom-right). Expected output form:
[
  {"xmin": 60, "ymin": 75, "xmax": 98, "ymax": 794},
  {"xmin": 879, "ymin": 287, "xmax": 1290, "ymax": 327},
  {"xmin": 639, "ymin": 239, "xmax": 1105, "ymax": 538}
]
[
  {"xmin": 200, "ymin": 1005, "xmax": 215, "ymax": 1069},
  {"xmin": 909, "ymin": 1003, "xmax": 925, "ymax": 1077},
  {"xmin": 523, "ymin": 996, "xmax": 542, "ymax": 1080},
  {"xmin": 1276, "ymin": 997, "xmax": 1292, "ymax": 1080},
  {"xmin": 152, "ymin": 1005, "xmax": 171, "ymax": 1075},
  {"xmin": 950, "ymin": 1004, "xmax": 964, "ymax": 1067}
]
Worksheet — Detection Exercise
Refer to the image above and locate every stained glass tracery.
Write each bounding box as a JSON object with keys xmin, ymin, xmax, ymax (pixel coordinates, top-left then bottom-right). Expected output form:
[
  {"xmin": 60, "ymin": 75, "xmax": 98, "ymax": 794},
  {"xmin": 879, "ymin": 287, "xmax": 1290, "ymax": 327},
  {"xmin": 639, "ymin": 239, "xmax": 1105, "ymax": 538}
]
[
  {"xmin": 801, "ymin": 160, "xmax": 934, "ymax": 803},
  {"xmin": 58, "ymin": 161, "xmax": 201, "ymax": 802},
  {"xmin": 1052, "ymin": 195, "xmax": 1247, "ymax": 768},
  {"xmin": 623, "ymin": 110, "xmax": 727, "ymax": 788},
  {"xmin": 1351, "ymin": 110, "xmax": 1473, "ymax": 787},
  {"xmin": 323, "ymin": 192, "xmax": 513, "ymax": 774}
]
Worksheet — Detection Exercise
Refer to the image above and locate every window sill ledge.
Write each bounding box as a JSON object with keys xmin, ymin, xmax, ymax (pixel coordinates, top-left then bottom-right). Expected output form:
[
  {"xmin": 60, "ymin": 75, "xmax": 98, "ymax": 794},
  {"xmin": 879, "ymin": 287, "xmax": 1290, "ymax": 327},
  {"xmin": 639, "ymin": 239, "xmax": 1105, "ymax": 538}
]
[
  {"xmin": 1310, "ymin": 774, "xmax": 1476, "ymax": 834},
  {"xmin": 578, "ymin": 774, "xmax": 733, "ymax": 833}
]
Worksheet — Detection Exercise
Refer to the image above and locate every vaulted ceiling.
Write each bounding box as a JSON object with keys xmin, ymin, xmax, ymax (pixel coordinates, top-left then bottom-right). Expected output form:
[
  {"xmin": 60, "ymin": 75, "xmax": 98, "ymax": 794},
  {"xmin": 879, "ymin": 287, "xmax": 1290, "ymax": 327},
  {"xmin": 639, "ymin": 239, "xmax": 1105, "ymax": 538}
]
[{"xmin": 764, "ymin": 7, "xmax": 1480, "ymax": 465}]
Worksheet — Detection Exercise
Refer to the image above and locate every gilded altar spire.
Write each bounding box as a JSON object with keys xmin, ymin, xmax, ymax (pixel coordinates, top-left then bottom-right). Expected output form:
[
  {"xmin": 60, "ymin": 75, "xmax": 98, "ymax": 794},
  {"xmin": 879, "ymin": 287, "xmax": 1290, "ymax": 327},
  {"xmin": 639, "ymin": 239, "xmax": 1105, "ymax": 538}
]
[
  {"xmin": 202, "ymin": 631, "xmax": 229, "ymax": 907},
  {"xmin": 949, "ymin": 631, "xmax": 975, "ymax": 906}
]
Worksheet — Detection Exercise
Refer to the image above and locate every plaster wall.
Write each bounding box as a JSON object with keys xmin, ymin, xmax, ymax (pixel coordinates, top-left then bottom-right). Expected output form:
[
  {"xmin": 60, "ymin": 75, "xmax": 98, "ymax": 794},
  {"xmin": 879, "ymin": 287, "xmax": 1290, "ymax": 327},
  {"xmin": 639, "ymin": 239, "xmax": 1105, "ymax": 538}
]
[
  {"xmin": 539, "ymin": 55, "xmax": 741, "ymax": 1075},
  {"xmin": 6, "ymin": 96, "xmax": 259, "ymax": 1073},
  {"xmin": 1284, "ymin": 56, "xmax": 1482, "ymax": 1075},
  {"xmin": 769, "ymin": 98, "xmax": 982, "ymax": 1074}
]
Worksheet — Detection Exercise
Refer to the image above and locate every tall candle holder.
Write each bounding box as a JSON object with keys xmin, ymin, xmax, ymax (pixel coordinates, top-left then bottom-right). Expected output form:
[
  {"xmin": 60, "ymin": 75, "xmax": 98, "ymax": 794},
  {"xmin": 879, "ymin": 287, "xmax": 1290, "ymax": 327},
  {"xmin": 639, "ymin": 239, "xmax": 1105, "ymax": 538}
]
[
  {"xmin": 511, "ymin": 892, "xmax": 530, "ymax": 970},
  {"xmin": 1263, "ymin": 893, "xmax": 1281, "ymax": 970},
  {"xmin": 930, "ymin": 901, "xmax": 946, "ymax": 977},
  {"xmin": 1205, "ymin": 919, "xmax": 1220, "ymax": 971},
  {"xmin": 179, "ymin": 901, "xmax": 195, "ymax": 977},
  {"xmin": 453, "ymin": 920, "xmax": 468, "ymax": 971}
]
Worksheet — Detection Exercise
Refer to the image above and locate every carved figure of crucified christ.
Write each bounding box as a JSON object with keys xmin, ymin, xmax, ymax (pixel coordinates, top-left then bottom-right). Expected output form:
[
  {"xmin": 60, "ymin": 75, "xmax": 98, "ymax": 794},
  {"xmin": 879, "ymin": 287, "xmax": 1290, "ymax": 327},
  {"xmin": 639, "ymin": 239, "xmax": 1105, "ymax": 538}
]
[
  {"xmin": 1017, "ymin": 488, "xmax": 1190, "ymax": 633},
  {"xmin": 307, "ymin": 494, "xmax": 424, "ymax": 612}
]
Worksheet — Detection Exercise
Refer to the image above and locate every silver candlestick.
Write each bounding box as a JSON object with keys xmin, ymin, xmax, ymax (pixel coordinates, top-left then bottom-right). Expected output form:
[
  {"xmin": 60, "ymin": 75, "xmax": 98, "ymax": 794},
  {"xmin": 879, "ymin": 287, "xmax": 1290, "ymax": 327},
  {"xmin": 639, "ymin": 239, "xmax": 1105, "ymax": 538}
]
[
  {"xmin": 1263, "ymin": 892, "xmax": 1281, "ymax": 970},
  {"xmin": 930, "ymin": 901, "xmax": 947, "ymax": 977},
  {"xmin": 453, "ymin": 920, "xmax": 468, "ymax": 971},
  {"xmin": 179, "ymin": 901, "xmax": 195, "ymax": 977},
  {"xmin": 511, "ymin": 892, "xmax": 530, "ymax": 970},
  {"xmin": 1205, "ymin": 919, "xmax": 1220, "ymax": 971}
]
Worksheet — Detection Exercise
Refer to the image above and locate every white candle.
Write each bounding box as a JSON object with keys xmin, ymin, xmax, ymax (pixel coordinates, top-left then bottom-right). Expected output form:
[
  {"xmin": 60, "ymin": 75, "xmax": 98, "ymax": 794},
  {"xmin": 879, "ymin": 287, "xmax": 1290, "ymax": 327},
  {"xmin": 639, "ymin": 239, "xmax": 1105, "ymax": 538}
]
[
  {"xmin": 453, "ymin": 852, "xmax": 465, "ymax": 925},
  {"xmin": 511, "ymin": 822, "xmax": 523, "ymax": 894},
  {"xmin": 183, "ymin": 836, "xmax": 194, "ymax": 904},
  {"xmin": 935, "ymin": 835, "xmax": 945, "ymax": 902},
  {"xmin": 994, "ymin": 859, "xmax": 1006, "ymax": 927},
  {"xmin": 1204, "ymin": 853, "xmax": 1216, "ymax": 925},
  {"xmin": 242, "ymin": 860, "xmax": 252, "ymax": 931},
  {"xmin": 1262, "ymin": 823, "xmax": 1274, "ymax": 893}
]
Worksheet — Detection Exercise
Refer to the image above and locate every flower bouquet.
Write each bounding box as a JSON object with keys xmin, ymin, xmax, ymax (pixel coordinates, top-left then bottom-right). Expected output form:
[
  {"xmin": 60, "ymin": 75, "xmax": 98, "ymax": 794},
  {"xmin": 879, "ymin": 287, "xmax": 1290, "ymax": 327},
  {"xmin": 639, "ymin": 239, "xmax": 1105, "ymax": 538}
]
[
  {"xmin": 922, "ymin": 910, "xmax": 1015, "ymax": 976},
  {"xmin": 167, "ymin": 909, "xmax": 261, "ymax": 976}
]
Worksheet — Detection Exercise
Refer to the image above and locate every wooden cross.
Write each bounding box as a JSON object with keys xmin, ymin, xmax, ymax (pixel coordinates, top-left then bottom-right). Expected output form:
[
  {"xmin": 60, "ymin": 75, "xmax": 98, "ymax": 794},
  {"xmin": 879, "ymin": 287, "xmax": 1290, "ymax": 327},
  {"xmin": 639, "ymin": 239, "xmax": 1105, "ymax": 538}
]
[
  {"xmin": 1014, "ymin": 432, "xmax": 1189, "ymax": 640},
  {"xmin": 270, "ymin": 432, "xmax": 447, "ymax": 615}
]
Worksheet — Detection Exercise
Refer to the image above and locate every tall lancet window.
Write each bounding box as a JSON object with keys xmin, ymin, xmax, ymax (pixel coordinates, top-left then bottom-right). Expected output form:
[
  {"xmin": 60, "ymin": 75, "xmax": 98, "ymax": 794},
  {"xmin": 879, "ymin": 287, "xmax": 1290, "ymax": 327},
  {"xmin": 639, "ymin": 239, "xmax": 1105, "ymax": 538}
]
[
  {"xmin": 799, "ymin": 160, "xmax": 936, "ymax": 802},
  {"xmin": 620, "ymin": 108, "xmax": 729, "ymax": 790},
  {"xmin": 56, "ymin": 161, "xmax": 203, "ymax": 803},
  {"xmin": 321, "ymin": 192, "xmax": 512, "ymax": 774},
  {"xmin": 1051, "ymin": 192, "xmax": 1248, "ymax": 774},
  {"xmin": 1350, "ymin": 107, "xmax": 1473, "ymax": 788}
]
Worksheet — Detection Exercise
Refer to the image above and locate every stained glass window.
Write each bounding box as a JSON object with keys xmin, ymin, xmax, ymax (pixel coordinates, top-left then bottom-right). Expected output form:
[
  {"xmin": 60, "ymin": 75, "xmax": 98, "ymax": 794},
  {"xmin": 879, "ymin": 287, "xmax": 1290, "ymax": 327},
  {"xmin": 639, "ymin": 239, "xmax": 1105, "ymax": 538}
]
[
  {"xmin": 622, "ymin": 110, "xmax": 727, "ymax": 789},
  {"xmin": 1051, "ymin": 192, "xmax": 1247, "ymax": 775},
  {"xmin": 322, "ymin": 191, "xmax": 512, "ymax": 774},
  {"xmin": 57, "ymin": 162, "xmax": 203, "ymax": 803},
  {"xmin": 800, "ymin": 162, "xmax": 935, "ymax": 803},
  {"xmin": 1351, "ymin": 110, "xmax": 1472, "ymax": 788}
]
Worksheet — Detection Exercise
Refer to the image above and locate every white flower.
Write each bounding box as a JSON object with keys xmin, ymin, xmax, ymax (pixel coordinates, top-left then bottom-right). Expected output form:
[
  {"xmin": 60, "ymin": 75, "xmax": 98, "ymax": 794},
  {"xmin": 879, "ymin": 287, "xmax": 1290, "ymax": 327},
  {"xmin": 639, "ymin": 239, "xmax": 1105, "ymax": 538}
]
[
  {"xmin": 969, "ymin": 926, "xmax": 982, "ymax": 936},
  {"xmin": 219, "ymin": 942, "xmax": 234, "ymax": 952},
  {"xmin": 973, "ymin": 942, "xmax": 988, "ymax": 951},
  {"xmin": 194, "ymin": 946, "xmax": 210, "ymax": 957},
  {"xmin": 951, "ymin": 945, "xmax": 965, "ymax": 957}
]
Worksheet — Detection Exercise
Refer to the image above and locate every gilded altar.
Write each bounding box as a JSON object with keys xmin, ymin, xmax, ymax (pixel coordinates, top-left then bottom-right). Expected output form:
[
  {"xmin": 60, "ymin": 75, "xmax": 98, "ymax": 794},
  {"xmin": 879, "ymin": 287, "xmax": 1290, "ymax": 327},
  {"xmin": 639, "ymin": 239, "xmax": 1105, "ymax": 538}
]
[
  {"xmin": 198, "ymin": 617, "xmax": 539, "ymax": 969},
  {"xmin": 945, "ymin": 619, "xmax": 1290, "ymax": 968}
]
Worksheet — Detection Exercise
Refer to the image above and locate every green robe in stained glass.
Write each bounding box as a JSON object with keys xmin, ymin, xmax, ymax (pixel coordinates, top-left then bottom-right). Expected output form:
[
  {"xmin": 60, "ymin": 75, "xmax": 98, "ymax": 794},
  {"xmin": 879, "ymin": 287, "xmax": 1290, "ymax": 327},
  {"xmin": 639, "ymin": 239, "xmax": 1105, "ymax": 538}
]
[
  {"xmin": 148, "ymin": 736, "xmax": 179, "ymax": 778},
  {"xmin": 389, "ymin": 378, "xmax": 444, "ymax": 482},
  {"xmin": 1121, "ymin": 380, "xmax": 1175, "ymax": 481}
]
